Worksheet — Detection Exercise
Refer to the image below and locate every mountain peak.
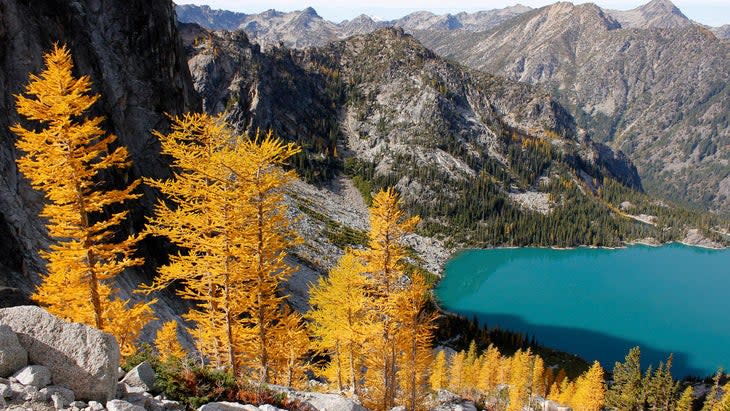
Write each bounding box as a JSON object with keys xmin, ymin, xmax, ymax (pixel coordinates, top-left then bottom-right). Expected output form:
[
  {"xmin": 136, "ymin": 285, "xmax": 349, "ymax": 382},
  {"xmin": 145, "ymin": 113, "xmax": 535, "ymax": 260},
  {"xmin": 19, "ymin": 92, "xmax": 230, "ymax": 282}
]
[
  {"xmin": 301, "ymin": 6, "xmax": 319, "ymax": 17},
  {"xmin": 608, "ymin": 0, "xmax": 692, "ymax": 28}
]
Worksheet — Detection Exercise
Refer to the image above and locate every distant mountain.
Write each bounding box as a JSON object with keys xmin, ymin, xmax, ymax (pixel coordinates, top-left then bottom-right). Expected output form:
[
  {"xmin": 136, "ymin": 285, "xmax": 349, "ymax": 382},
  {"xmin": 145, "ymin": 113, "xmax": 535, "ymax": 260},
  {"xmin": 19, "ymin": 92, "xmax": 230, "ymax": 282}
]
[
  {"xmin": 606, "ymin": 0, "xmax": 694, "ymax": 29},
  {"xmin": 712, "ymin": 24, "xmax": 730, "ymax": 39},
  {"xmin": 414, "ymin": 2, "xmax": 730, "ymax": 214},
  {"xmin": 174, "ymin": 3, "xmax": 532, "ymax": 48},
  {"xmin": 176, "ymin": 24, "xmax": 730, "ymax": 249},
  {"xmin": 173, "ymin": 1, "xmax": 730, "ymax": 214}
]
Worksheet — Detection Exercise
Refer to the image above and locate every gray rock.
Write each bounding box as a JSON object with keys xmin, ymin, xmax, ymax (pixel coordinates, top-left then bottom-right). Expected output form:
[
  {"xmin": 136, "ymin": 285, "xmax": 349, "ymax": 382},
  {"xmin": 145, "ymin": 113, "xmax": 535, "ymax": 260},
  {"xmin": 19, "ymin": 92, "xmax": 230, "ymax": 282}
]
[
  {"xmin": 198, "ymin": 402, "xmax": 254, "ymax": 411},
  {"xmin": 69, "ymin": 401, "xmax": 88, "ymax": 408},
  {"xmin": 41, "ymin": 386, "xmax": 75, "ymax": 405},
  {"xmin": 0, "ymin": 325, "xmax": 27, "ymax": 377},
  {"xmin": 161, "ymin": 399, "xmax": 185, "ymax": 410},
  {"xmin": 88, "ymin": 400, "xmax": 106, "ymax": 411},
  {"xmin": 0, "ymin": 382, "xmax": 11, "ymax": 398},
  {"xmin": 0, "ymin": 306, "xmax": 120, "ymax": 402},
  {"xmin": 52, "ymin": 393, "xmax": 66, "ymax": 409},
  {"xmin": 300, "ymin": 392, "xmax": 367, "ymax": 411},
  {"xmin": 121, "ymin": 361, "xmax": 157, "ymax": 392},
  {"xmin": 107, "ymin": 399, "xmax": 146, "ymax": 411},
  {"xmin": 21, "ymin": 383, "xmax": 47, "ymax": 402},
  {"xmin": 259, "ymin": 405, "xmax": 286, "ymax": 411},
  {"xmin": 13, "ymin": 364, "xmax": 51, "ymax": 388}
]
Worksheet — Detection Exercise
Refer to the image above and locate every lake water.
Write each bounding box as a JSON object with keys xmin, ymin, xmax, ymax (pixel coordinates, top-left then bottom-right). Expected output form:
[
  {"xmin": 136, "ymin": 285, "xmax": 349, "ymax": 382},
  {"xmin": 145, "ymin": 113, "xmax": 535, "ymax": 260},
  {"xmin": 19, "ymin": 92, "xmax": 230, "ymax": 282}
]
[{"xmin": 435, "ymin": 244, "xmax": 730, "ymax": 377}]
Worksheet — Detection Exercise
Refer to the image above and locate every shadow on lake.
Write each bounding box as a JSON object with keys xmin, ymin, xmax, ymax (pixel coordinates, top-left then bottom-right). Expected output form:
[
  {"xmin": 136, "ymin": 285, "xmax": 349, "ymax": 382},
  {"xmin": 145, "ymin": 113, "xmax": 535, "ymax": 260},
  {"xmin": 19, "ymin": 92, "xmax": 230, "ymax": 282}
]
[{"xmin": 455, "ymin": 310, "xmax": 706, "ymax": 378}]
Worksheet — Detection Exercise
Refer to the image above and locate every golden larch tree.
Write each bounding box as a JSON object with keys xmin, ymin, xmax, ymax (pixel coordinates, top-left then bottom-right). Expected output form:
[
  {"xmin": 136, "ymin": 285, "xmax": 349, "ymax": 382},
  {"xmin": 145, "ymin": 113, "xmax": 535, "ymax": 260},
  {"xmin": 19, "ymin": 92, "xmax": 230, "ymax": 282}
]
[
  {"xmin": 572, "ymin": 361, "xmax": 606, "ymax": 411},
  {"xmin": 12, "ymin": 44, "xmax": 154, "ymax": 357},
  {"xmin": 308, "ymin": 251, "xmax": 373, "ymax": 394},
  {"xmin": 676, "ymin": 386, "xmax": 694, "ymax": 411},
  {"xmin": 268, "ymin": 308, "xmax": 311, "ymax": 388},
  {"xmin": 143, "ymin": 113, "xmax": 249, "ymax": 373},
  {"xmin": 558, "ymin": 379, "xmax": 577, "ymax": 407},
  {"xmin": 235, "ymin": 133, "xmax": 301, "ymax": 383},
  {"xmin": 506, "ymin": 349, "xmax": 533, "ymax": 411},
  {"xmin": 477, "ymin": 344, "xmax": 502, "ymax": 394},
  {"xmin": 143, "ymin": 114, "xmax": 301, "ymax": 381},
  {"xmin": 462, "ymin": 340, "xmax": 480, "ymax": 395},
  {"xmin": 395, "ymin": 272, "xmax": 436, "ymax": 411},
  {"xmin": 532, "ymin": 355, "xmax": 547, "ymax": 398},
  {"xmin": 429, "ymin": 350, "xmax": 449, "ymax": 391},
  {"xmin": 360, "ymin": 187, "xmax": 421, "ymax": 411},
  {"xmin": 155, "ymin": 320, "xmax": 187, "ymax": 363},
  {"xmin": 448, "ymin": 351, "xmax": 467, "ymax": 395}
]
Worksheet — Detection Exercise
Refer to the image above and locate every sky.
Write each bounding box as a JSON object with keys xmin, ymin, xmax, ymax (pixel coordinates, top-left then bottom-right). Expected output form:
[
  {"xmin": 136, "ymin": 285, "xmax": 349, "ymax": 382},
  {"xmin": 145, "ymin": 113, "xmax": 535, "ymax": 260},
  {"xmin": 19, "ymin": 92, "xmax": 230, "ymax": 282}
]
[{"xmin": 180, "ymin": 0, "xmax": 729, "ymax": 27}]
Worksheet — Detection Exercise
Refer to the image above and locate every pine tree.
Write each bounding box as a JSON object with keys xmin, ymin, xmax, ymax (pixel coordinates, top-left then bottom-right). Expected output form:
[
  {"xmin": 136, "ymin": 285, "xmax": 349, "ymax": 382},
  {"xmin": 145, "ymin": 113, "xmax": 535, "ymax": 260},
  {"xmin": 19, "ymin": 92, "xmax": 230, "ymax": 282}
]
[
  {"xmin": 269, "ymin": 309, "xmax": 310, "ymax": 388},
  {"xmin": 143, "ymin": 114, "xmax": 300, "ymax": 379},
  {"xmin": 12, "ymin": 44, "xmax": 154, "ymax": 358},
  {"xmin": 237, "ymin": 133, "xmax": 301, "ymax": 383},
  {"xmin": 155, "ymin": 320, "xmax": 187, "ymax": 363},
  {"xmin": 607, "ymin": 346, "xmax": 645, "ymax": 411},
  {"xmin": 675, "ymin": 386, "xmax": 695, "ymax": 411},
  {"xmin": 449, "ymin": 351, "xmax": 467, "ymax": 395},
  {"xmin": 360, "ymin": 188, "xmax": 421, "ymax": 411},
  {"xmin": 701, "ymin": 369, "xmax": 724, "ymax": 411},
  {"xmin": 558, "ymin": 379, "xmax": 577, "ymax": 408},
  {"xmin": 477, "ymin": 344, "xmax": 502, "ymax": 394},
  {"xmin": 308, "ymin": 251, "xmax": 372, "ymax": 394},
  {"xmin": 712, "ymin": 383, "xmax": 730, "ymax": 411},
  {"xmin": 429, "ymin": 350, "xmax": 449, "ymax": 391},
  {"xmin": 647, "ymin": 355, "xmax": 678, "ymax": 411},
  {"xmin": 466, "ymin": 341, "xmax": 482, "ymax": 394},
  {"xmin": 572, "ymin": 361, "xmax": 606, "ymax": 411},
  {"xmin": 532, "ymin": 355, "xmax": 547, "ymax": 398},
  {"xmin": 144, "ymin": 113, "xmax": 248, "ymax": 372},
  {"xmin": 395, "ymin": 273, "xmax": 436, "ymax": 411},
  {"xmin": 506, "ymin": 349, "xmax": 532, "ymax": 411}
]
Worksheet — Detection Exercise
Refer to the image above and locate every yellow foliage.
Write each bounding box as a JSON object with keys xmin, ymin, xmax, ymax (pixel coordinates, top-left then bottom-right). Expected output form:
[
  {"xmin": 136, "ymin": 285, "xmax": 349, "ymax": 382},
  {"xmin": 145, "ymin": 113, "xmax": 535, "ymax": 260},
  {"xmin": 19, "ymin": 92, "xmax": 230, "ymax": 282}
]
[
  {"xmin": 395, "ymin": 273, "xmax": 436, "ymax": 411},
  {"xmin": 448, "ymin": 351, "xmax": 467, "ymax": 395},
  {"xmin": 532, "ymin": 355, "xmax": 547, "ymax": 398},
  {"xmin": 429, "ymin": 350, "xmax": 449, "ymax": 391},
  {"xmin": 506, "ymin": 349, "xmax": 533, "ymax": 411},
  {"xmin": 12, "ymin": 44, "xmax": 154, "ymax": 358},
  {"xmin": 143, "ymin": 113, "xmax": 301, "ymax": 380},
  {"xmin": 155, "ymin": 320, "xmax": 187, "ymax": 363},
  {"xmin": 571, "ymin": 361, "xmax": 606, "ymax": 411},
  {"xmin": 477, "ymin": 344, "xmax": 502, "ymax": 394},
  {"xmin": 359, "ymin": 188, "xmax": 429, "ymax": 411},
  {"xmin": 307, "ymin": 251, "xmax": 372, "ymax": 393}
]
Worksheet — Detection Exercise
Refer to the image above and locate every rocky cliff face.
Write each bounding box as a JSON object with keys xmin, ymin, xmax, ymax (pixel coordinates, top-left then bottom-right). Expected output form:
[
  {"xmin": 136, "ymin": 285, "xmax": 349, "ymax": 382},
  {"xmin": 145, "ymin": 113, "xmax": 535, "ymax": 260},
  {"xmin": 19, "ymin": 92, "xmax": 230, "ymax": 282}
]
[
  {"xmin": 415, "ymin": 2, "xmax": 730, "ymax": 214},
  {"xmin": 0, "ymin": 0, "xmax": 198, "ymax": 311}
]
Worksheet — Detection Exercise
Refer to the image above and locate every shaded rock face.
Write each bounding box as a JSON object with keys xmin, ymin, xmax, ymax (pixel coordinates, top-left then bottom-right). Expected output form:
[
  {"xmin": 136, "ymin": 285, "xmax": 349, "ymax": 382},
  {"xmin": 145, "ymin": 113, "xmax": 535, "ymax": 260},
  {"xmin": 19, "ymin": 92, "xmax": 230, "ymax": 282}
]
[
  {"xmin": 0, "ymin": 306, "xmax": 120, "ymax": 402},
  {"xmin": 0, "ymin": 0, "xmax": 198, "ymax": 303}
]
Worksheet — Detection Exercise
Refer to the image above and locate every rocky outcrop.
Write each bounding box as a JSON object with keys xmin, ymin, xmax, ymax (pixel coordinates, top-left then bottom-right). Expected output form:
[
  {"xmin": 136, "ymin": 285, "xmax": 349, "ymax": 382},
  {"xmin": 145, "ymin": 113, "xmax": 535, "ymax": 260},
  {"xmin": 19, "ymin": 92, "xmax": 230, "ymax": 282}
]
[
  {"xmin": 0, "ymin": 325, "xmax": 27, "ymax": 377},
  {"xmin": 0, "ymin": 306, "xmax": 119, "ymax": 402},
  {"xmin": 0, "ymin": 0, "xmax": 199, "ymax": 310}
]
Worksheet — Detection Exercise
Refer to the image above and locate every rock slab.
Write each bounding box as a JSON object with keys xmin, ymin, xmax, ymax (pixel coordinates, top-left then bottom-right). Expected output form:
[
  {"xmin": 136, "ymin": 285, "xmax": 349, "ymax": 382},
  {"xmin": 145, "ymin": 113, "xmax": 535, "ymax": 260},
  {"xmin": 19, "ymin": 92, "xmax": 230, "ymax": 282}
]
[
  {"xmin": 0, "ymin": 306, "xmax": 120, "ymax": 402},
  {"xmin": 12, "ymin": 365, "xmax": 51, "ymax": 388},
  {"xmin": 0, "ymin": 324, "xmax": 27, "ymax": 377},
  {"xmin": 121, "ymin": 361, "xmax": 157, "ymax": 392}
]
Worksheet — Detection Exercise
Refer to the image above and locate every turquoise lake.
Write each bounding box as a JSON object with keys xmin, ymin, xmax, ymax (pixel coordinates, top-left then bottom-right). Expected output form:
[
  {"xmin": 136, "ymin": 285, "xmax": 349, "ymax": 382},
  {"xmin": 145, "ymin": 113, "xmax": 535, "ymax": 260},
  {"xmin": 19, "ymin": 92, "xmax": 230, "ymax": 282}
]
[{"xmin": 435, "ymin": 244, "xmax": 730, "ymax": 377}]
